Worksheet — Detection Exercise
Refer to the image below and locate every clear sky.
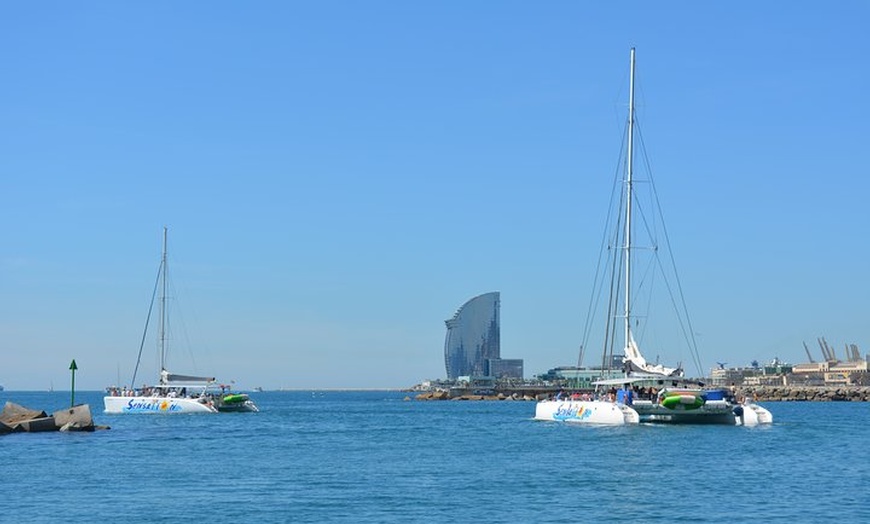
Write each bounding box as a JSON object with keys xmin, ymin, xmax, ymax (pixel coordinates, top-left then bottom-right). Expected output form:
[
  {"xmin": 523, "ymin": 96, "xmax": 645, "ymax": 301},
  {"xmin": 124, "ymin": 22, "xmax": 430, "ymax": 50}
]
[{"xmin": 2, "ymin": 2, "xmax": 869, "ymax": 391}]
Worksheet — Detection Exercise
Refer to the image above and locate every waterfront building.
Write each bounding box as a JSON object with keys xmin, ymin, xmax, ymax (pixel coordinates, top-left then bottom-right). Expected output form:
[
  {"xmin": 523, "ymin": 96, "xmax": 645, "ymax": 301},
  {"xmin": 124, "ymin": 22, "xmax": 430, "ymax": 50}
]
[
  {"xmin": 825, "ymin": 360, "xmax": 868, "ymax": 385},
  {"xmin": 486, "ymin": 358, "xmax": 523, "ymax": 379},
  {"xmin": 763, "ymin": 357, "xmax": 793, "ymax": 375},
  {"xmin": 792, "ymin": 362, "xmax": 828, "ymax": 374},
  {"xmin": 444, "ymin": 292, "xmax": 500, "ymax": 379},
  {"xmin": 710, "ymin": 366, "xmax": 750, "ymax": 386},
  {"xmin": 536, "ymin": 366, "xmax": 624, "ymax": 388},
  {"xmin": 790, "ymin": 344, "xmax": 868, "ymax": 385},
  {"xmin": 710, "ymin": 359, "xmax": 792, "ymax": 386}
]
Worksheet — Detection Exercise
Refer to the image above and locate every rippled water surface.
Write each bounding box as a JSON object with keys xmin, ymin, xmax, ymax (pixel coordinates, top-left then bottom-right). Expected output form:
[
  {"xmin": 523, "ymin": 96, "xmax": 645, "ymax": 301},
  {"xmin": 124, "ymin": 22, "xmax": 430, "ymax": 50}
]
[{"xmin": 1, "ymin": 390, "xmax": 868, "ymax": 523}]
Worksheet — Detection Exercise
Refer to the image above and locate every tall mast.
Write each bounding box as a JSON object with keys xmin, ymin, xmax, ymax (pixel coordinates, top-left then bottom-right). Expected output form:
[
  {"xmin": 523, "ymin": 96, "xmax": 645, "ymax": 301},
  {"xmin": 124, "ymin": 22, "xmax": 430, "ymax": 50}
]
[
  {"xmin": 624, "ymin": 47, "xmax": 636, "ymax": 353},
  {"xmin": 159, "ymin": 226, "xmax": 168, "ymax": 372}
]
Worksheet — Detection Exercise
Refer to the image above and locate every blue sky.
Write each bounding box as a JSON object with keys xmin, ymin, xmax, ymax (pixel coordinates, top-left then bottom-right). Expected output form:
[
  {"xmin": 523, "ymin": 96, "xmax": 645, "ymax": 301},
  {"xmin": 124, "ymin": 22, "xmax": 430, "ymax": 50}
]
[{"xmin": 2, "ymin": 2, "xmax": 869, "ymax": 390}]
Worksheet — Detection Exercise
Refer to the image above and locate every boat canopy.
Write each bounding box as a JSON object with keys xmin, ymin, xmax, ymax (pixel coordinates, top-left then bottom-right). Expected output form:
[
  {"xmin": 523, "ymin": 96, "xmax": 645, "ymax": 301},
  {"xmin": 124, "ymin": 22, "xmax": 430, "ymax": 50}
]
[
  {"xmin": 159, "ymin": 369, "xmax": 216, "ymax": 385},
  {"xmin": 592, "ymin": 376, "xmax": 706, "ymax": 387},
  {"xmin": 592, "ymin": 377, "xmax": 653, "ymax": 386}
]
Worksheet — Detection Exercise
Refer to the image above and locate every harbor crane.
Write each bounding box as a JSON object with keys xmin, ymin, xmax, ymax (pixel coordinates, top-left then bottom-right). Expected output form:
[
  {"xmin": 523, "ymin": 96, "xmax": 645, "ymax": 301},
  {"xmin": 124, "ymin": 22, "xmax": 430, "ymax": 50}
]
[
  {"xmin": 818, "ymin": 337, "xmax": 837, "ymax": 362},
  {"xmin": 803, "ymin": 341, "xmax": 815, "ymax": 363},
  {"xmin": 849, "ymin": 344, "xmax": 862, "ymax": 362}
]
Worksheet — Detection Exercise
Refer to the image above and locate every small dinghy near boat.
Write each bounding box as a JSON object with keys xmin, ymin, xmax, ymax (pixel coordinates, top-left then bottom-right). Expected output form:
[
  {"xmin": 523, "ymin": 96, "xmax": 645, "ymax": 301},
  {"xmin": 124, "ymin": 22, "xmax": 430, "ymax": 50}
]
[
  {"xmin": 217, "ymin": 393, "xmax": 259, "ymax": 413},
  {"xmin": 221, "ymin": 394, "xmax": 248, "ymax": 405}
]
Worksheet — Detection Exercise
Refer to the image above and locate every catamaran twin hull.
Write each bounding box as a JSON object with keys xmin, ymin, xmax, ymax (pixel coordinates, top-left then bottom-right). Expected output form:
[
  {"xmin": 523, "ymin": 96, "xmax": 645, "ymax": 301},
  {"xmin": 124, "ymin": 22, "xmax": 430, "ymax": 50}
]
[
  {"xmin": 632, "ymin": 400, "xmax": 773, "ymax": 426},
  {"xmin": 103, "ymin": 396, "xmax": 219, "ymax": 414},
  {"xmin": 534, "ymin": 398, "xmax": 772, "ymax": 426}
]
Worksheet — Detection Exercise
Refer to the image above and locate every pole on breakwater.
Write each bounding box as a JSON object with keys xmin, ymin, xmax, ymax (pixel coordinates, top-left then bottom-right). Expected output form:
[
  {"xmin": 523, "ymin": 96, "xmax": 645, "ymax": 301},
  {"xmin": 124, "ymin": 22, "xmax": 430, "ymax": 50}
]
[{"xmin": 69, "ymin": 359, "xmax": 78, "ymax": 407}]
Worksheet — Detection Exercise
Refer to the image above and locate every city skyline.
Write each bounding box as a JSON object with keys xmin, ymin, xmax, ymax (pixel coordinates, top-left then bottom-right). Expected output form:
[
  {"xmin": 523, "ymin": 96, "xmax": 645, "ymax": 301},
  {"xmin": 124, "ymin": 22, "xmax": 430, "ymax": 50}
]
[{"xmin": 3, "ymin": 3, "xmax": 870, "ymax": 390}]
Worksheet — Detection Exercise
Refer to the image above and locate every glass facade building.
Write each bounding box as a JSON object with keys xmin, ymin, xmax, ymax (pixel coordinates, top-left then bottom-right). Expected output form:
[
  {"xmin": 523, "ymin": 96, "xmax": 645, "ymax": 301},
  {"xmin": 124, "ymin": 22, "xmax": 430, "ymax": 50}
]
[
  {"xmin": 486, "ymin": 358, "xmax": 523, "ymax": 379},
  {"xmin": 444, "ymin": 292, "xmax": 500, "ymax": 379}
]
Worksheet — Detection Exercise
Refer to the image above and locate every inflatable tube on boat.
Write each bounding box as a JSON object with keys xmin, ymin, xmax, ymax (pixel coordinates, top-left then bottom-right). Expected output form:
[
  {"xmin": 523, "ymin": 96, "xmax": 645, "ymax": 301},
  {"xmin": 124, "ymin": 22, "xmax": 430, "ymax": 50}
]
[
  {"xmin": 222, "ymin": 394, "xmax": 248, "ymax": 404},
  {"xmin": 661, "ymin": 392, "xmax": 704, "ymax": 410}
]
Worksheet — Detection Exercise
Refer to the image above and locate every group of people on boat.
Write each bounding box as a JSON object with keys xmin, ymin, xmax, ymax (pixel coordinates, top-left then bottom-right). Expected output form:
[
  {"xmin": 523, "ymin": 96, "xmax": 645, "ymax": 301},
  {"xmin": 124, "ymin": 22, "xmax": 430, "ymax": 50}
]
[
  {"xmin": 105, "ymin": 386, "xmax": 190, "ymax": 398},
  {"xmin": 551, "ymin": 384, "xmax": 660, "ymax": 405},
  {"xmin": 553, "ymin": 390, "xmax": 595, "ymax": 401}
]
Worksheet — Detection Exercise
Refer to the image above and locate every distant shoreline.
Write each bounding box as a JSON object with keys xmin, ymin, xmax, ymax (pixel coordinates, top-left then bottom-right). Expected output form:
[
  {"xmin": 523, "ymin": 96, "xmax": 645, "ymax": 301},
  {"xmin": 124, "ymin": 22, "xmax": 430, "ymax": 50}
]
[
  {"xmin": 0, "ymin": 388, "xmax": 405, "ymax": 393},
  {"xmin": 4, "ymin": 386, "xmax": 867, "ymax": 401},
  {"xmin": 413, "ymin": 385, "xmax": 870, "ymax": 402},
  {"xmin": 273, "ymin": 388, "xmax": 404, "ymax": 391}
]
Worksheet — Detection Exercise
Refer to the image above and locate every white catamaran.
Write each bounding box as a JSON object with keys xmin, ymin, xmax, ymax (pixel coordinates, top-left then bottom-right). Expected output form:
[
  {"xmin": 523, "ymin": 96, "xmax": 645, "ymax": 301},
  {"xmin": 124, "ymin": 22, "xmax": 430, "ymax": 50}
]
[
  {"xmin": 104, "ymin": 228, "xmax": 258, "ymax": 414},
  {"xmin": 535, "ymin": 48, "xmax": 771, "ymax": 426}
]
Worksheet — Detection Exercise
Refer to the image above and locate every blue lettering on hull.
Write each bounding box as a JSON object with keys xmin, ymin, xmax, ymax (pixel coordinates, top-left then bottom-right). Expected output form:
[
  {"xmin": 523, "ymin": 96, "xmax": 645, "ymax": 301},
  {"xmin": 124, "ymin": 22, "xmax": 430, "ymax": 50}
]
[
  {"xmin": 123, "ymin": 398, "xmax": 184, "ymax": 412},
  {"xmin": 553, "ymin": 403, "xmax": 593, "ymax": 421}
]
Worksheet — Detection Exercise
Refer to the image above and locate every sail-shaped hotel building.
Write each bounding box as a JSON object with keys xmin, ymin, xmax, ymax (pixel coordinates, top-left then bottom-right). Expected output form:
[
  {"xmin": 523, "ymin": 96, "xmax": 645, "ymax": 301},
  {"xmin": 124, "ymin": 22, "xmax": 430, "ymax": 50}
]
[{"xmin": 443, "ymin": 292, "xmax": 501, "ymax": 379}]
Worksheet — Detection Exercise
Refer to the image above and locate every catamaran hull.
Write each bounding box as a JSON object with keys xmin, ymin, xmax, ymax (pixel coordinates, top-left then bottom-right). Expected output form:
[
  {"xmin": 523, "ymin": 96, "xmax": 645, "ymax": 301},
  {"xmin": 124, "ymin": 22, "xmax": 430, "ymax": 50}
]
[
  {"xmin": 535, "ymin": 400, "xmax": 639, "ymax": 425},
  {"xmin": 735, "ymin": 402, "xmax": 773, "ymax": 426},
  {"xmin": 632, "ymin": 400, "xmax": 773, "ymax": 426},
  {"xmin": 103, "ymin": 396, "xmax": 218, "ymax": 414}
]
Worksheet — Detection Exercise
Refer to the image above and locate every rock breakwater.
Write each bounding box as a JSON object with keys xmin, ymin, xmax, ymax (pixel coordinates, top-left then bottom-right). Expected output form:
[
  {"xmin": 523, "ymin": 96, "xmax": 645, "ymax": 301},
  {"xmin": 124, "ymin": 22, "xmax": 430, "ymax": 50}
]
[
  {"xmin": 739, "ymin": 386, "xmax": 870, "ymax": 402},
  {"xmin": 413, "ymin": 391, "xmax": 538, "ymax": 401},
  {"xmin": 0, "ymin": 401, "xmax": 107, "ymax": 435},
  {"xmin": 412, "ymin": 386, "xmax": 870, "ymax": 402}
]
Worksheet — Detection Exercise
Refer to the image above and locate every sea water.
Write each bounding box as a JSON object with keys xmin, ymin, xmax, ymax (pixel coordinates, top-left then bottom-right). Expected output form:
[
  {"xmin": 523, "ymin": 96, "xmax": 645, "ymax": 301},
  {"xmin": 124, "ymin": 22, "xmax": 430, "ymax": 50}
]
[{"xmin": 1, "ymin": 390, "xmax": 867, "ymax": 523}]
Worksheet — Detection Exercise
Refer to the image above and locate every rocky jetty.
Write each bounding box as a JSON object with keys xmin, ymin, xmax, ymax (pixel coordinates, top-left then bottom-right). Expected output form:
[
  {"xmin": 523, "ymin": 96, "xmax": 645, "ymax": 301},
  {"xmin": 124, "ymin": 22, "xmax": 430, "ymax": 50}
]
[
  {"xmin": 413, "ymin": 386, "xmax": 870, "ymax": 402},
  {"xmin": 414, "ymin": 391, "xmax": 537, "ymax": 402},
  {"xmin": 739, "ymin": 386, "xmax": 870, "ymax": 402},
  {"xmin": 0, "ymin": 402, "xmax": 106, "ymax": 435}
]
